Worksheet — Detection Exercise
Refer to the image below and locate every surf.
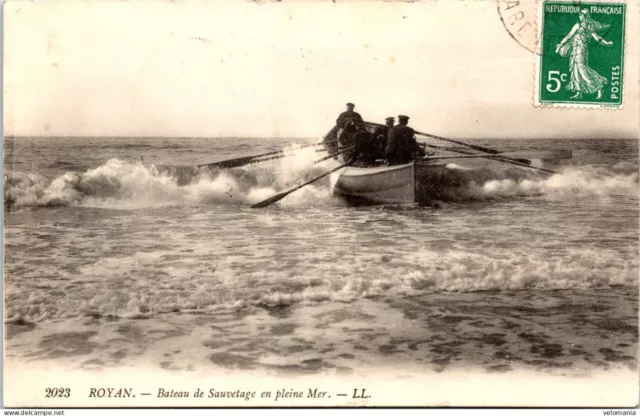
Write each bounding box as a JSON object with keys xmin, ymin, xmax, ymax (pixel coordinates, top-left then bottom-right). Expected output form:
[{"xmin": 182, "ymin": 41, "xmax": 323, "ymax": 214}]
[{"xmin": 4, "ymin": 156, "xmax": 638, "ymax": 210}]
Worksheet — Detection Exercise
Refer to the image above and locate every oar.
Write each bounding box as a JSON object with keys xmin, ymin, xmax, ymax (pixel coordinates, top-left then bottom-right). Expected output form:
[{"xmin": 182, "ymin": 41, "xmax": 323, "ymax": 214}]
[
  {"xmin": 421, "ymin": 155, "xmax": 557, "ymax": 161},
  {"xmin": 483, "ymin": 155, "xmax": 556, "ymax": 173},
  {"xmin": 496, "ymin": 149, "xmax": 572, "ymax": 160},
  {"xmin": 313, "ymin": 146, "xmax": 353, "ymax": 164},
  {"xmin": 418, "ymin": 143, "xmax": 571, "ymax": 160},
  {"xmin": 414, "ymin": 131, "xmax": 508, "ymax": 156},
  {"xmin": 250, "ymin": 159, "xmax": 354, "ymax": 209},
  {"xmin": 197, "ymin": 141, "xmax": 325, "ymax": 169},
  {"xmin": 367, "ymin": 121, "xmax": 563, "ymax": 173},
  {"xmin": 419, "ymin": 147, "xmax": 557, "ymax": 174},
  {"xmin": 245, "ymin": 139, "xmax": 342, "ymax": 163},
  {"xmin": 416, "ymin": 136, "xmax": 531, "ymax": 165},
  {"xmin": 249, "ymin": 146, "xmax": 354, "ymax": 166},
  {"xmin": 365, "ymin": 121, "xmax": 532, "ymax": 165},
  {"xmin": 258, "ymin": 144, "xmax": 342, "ymax": 157}
]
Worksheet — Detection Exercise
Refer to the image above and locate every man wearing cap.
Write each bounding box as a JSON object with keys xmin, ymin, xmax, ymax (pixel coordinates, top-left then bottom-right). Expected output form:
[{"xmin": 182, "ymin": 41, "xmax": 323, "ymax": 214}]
[
  {"xmin": 372, "ymin": 117, "xmax": 395, "ymax": 159},
  {"xmin": 351, "ymin": 123, "xmax": 379, "ymax": 166},
  {"xmin": 385, "ymin": 115, "xmax": 423, "ymax": 165},
  {"xmin": 336, "ymin": 103, "xmax": 364, "ymax": 129}
]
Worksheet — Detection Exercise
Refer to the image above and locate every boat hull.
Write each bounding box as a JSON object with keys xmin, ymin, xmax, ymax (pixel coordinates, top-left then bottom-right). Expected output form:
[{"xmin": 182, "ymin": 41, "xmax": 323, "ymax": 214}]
[
  {"xmin": 333, "ymin": 162, "xmax": 452, "ymax": 205},
  {"xmin": 334, "ymin": 163, "xmax": 416, "ymax": 205}
]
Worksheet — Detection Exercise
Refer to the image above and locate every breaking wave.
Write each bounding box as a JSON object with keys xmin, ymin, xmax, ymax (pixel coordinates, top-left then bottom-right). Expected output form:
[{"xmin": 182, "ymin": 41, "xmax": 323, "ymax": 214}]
[
  {"xmin": 4, "ymin": 153, "xmax": 638, "ymax": 210},
  {"xmin": 4, "ymin": 145, "xmax": 340, "ymax": 210},
  {"xmin": 420, "ymin": 163, "xmax": 638, "ymax": 203},
  {"xmin": 4, "ymin": 245, "xmax": 637, "ymax": 322}
]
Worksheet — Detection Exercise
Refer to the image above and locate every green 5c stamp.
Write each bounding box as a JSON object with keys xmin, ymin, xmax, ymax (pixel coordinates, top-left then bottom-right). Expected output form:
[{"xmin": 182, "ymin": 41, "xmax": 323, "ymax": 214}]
[{"xmin": 537, "ymin": 1, "xmax": 626, "ymax": 107}]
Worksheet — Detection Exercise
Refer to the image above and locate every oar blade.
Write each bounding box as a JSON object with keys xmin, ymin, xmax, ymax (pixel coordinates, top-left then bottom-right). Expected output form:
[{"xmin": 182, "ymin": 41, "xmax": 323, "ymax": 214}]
[
  {"xmin": 198, "ymin": 156, "xmax": 256, "ymax": 169},
  {"xmin": 498, "ymin": 150, "xmax": 572, "ymax": 160},
  {"xmin": 512, "ymin": 157, "xmax": 531, "ymax": 165},
  {"xmin": 491, "ymin": 156, "xmax": 556, "ymax": 173},
  {"xmin": 251, "ymin": 194, "xmax": 289, "ymax": 209}
]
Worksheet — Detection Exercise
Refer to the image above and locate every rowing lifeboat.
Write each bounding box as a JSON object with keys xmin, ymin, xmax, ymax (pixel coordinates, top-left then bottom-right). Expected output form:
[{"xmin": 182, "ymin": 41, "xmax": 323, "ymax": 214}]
[
  {"xmin": 328, "ymin": 121, "xmax": 447, "ymax": 205},
  {"xmin": 325, "ymin": 120, "xmax": 568, "ymax": 205}
]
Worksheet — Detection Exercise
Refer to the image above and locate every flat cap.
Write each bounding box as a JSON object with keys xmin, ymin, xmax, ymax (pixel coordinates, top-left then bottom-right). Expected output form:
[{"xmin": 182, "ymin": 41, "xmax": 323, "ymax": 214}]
[
  {"xmin": 385, "ymin": 117, "xmax": 395, "ymax": 122},
  {"xmin": 346, "ymin": 102, "xmax": 355, "ymax": 107},
  {"xmin": 398, "ymin": 115, "xmax": 410, "ymax": 121}
]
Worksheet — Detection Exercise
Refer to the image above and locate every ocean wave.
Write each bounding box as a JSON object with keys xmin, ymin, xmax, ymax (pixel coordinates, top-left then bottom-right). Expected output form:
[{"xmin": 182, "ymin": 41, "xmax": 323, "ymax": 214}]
[
  {"xmin": 4, "ymin": 153, "xmax": 638, "ymax": 210},
  {"xmin": 4, "ymin": 145, "xmax": 337, "ymax": 210},
  {"xmin": 421, "ymin": 164, "xmax": 638, "ymax": 202},
  {"xmin": 4, "ymin": 245, "xmax": 636, "ymax": 322}
]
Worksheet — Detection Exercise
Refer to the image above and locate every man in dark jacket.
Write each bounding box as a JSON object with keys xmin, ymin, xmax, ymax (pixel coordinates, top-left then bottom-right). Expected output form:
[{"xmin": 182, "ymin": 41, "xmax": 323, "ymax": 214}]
[
  {"xmin": 351, "ymin": 123, "xmax": 378, "ymax": 165},
  {"xmin": 336, "ymin": 103, "xmax": 364, "ymax": 128},
  {"xmin": 385, "ymin": 115, "xmax": 423, "ymax": 165},
  {"xmin": 372, "ymin": 117, "xmax": 395, "ymax": 159}
]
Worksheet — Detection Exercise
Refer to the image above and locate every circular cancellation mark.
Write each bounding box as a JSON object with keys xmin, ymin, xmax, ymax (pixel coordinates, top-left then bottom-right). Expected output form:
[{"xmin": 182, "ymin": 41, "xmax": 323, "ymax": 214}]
[
  {"xmin": 497, "ymin": 0, "xmax": 617, "ymax": 57},
  {"xmin": 497, "ymin": 0, "xmax": 543, "ymax": 55}
]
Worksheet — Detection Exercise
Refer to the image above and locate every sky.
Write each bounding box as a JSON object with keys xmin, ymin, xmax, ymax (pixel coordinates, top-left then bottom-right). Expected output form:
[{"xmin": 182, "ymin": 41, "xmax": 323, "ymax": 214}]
[{"xmin": 3, "ymin": 0, "xmax": 639, "ymax": 139}]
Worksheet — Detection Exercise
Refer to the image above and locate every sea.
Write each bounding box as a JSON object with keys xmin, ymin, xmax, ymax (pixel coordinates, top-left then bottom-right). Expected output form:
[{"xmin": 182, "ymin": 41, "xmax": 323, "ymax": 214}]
[{"xmin": 3, "ymin": 136, "xmax": 639, "ymax": 406}]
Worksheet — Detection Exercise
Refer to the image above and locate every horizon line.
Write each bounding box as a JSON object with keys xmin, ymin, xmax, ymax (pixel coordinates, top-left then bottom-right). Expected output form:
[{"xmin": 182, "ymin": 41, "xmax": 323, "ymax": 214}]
[
  {"xmin": 2, "ymin": 135, "xmax": 318, "ymax": 140},
  {"xmin": 3, "ymin": 135, "xmax": 638, "ymax": 140}
]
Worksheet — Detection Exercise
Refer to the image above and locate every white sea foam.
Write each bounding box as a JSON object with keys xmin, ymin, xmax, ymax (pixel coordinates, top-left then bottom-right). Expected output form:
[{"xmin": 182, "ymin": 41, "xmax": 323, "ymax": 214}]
[
  {"xmin": 4, "ymin": 151, "xmax": 637, "ymax": 321},
  {"xmin": 4, "ymin": 144, "xmax": 340, "ymax": 209},
  {"xmin": 5, "ymin": 241, "xmax": 636, "ymax": 322},
  {"xmin": 434, "ymin": 164, "xmax": 639, "ymax": 202},
  {"xmin": 477, "ymin": 167, "xmax": 639, "ymax": 201},
  {"xmin": 5, "ymin": 157, "xmax": 638, "ymax": 210}
]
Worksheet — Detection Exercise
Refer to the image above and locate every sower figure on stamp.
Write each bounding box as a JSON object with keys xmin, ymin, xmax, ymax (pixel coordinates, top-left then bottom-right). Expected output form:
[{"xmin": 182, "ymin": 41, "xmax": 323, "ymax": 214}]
[{"xmin": 555, "ymin": 9, "xmax": 614, "ymax": 100}]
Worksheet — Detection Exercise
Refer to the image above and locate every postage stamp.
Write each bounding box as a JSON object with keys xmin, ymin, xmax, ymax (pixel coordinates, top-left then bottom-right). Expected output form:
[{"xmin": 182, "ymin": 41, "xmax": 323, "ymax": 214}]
[{"xmin": 536, "ymin": 1, "xmax": 626, "ymax": 107}]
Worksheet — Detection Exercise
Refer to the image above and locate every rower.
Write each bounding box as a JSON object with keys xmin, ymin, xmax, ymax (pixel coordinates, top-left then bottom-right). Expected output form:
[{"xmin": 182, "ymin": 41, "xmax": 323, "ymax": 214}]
[
  {"xmin": 385, "ymin": 115, "xmax": 424, "ymax": 165},
  {"xmin": 336, "ymin": 103, "xmax": 364, "ymax": 129},
  {"xmin": 352, "ymin": 123, "xmax": 377, "ymax": 165},
  {"xmin": 373, "ymin": 117, "xmax": 395, "ymax": 159}
]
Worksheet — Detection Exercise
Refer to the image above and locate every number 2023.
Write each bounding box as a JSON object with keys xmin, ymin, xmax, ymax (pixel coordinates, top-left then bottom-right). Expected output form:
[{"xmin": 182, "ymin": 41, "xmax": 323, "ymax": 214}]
[
  {"xmin": 546, "ymin": 71, "xmax": 568, "ymax": 93},
  {"xmin": 45, "ymin": 388, "xmax": 71, "ymax": 398}
]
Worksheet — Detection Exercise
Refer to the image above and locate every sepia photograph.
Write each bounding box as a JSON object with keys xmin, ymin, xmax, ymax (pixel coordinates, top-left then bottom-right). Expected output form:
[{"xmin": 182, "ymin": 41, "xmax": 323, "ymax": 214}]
[{"xmin": 3, "ymin": 0, "xmax": 639, "ymax": 409}]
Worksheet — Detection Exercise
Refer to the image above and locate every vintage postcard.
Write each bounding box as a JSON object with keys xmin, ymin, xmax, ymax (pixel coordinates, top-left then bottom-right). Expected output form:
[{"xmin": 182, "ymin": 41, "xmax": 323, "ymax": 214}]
[{"xmin": 3, "ymin": 0, "xmax": 639, "ymax": 410}]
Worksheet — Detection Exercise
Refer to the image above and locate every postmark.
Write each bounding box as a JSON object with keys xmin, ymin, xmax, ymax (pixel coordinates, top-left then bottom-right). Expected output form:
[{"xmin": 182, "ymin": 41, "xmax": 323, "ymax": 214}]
[
  {"xmin": 535, "ymin": 1, "xmax": 626, "ymax": 107},
  {"xmin": 497, "ymin": 0, "xmax": 542, "ymax": 55}
]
